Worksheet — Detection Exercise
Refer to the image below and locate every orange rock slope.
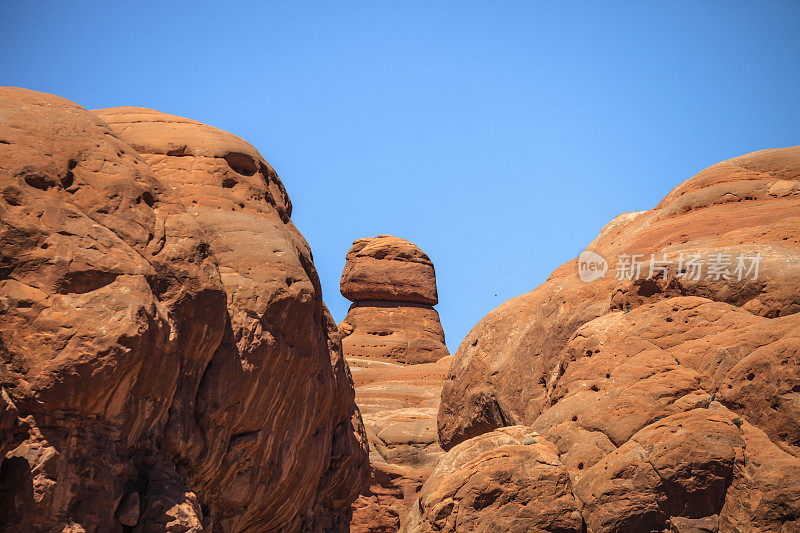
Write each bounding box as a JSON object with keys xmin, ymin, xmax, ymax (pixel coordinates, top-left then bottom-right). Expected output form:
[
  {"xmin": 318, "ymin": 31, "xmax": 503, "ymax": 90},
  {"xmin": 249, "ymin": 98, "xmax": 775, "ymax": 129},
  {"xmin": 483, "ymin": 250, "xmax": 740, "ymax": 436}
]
[
  {"xmin": 0, "ymin": 88, "xmax": 367, "ymax": 532},
  {"xmin": 431, "ymin": 146, "xmax": 800, "ymax": 531}
]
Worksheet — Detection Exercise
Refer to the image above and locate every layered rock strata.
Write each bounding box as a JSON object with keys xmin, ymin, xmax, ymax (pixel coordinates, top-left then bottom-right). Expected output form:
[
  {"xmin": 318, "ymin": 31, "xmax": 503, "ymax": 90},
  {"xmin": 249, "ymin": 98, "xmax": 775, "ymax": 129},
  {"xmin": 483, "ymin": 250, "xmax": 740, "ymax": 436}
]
[
  {"xmin": 349, "ymin": 356, "xmax": 451, "ymax": 532},
  {"xmin": 339, "ymin": 235, "xmax": 447, "ymax": 365}
]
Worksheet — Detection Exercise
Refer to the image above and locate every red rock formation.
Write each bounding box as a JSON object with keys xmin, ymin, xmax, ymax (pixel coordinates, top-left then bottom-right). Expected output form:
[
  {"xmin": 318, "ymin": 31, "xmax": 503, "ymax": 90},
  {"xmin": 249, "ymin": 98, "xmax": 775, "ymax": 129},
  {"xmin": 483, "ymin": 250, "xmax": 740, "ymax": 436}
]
[
  {"xmin": 402, "ymin": 426, "xmax": 584, "ymax": 533},
  {"xmin": 339, "ymin": 235, "xmax": 447, "ymax": 365},
  {"xmin": 349, "ymin": 356, "xmax": 451, "ymax": 532},
  {"xmin": 341, "ymin": 236, "xmax": 438, "ymax": 306},
  {"xmin": 339, "ymin": 236, "xmax": 449, "ymax": 531},
  {"xmin": 0, "ymin": 88, "xmax": 367, "ymax": 532},
  {"xmin": 435, "ymin": 146, "xmax": 800, "ymax": 531}
]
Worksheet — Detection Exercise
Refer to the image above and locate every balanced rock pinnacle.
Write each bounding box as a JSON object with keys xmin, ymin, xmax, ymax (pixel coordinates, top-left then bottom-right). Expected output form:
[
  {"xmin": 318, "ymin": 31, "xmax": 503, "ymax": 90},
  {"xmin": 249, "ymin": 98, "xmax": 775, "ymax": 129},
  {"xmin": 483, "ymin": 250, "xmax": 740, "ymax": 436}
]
[
  {"xmin": 340, "ymin": 235, "xmax": 450, "ymax": 531},
  {"xmin": 339, "ymin": 235, "xmax": 447, "ymax": 364}
]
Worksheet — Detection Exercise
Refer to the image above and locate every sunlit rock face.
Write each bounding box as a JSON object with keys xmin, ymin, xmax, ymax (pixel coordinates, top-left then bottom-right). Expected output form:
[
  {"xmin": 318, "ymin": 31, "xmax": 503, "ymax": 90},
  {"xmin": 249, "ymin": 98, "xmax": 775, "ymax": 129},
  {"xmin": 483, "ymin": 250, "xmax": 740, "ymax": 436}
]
[
  {"xmin": 348, "ymin": 355, "xmax": 452, "ymax": 533},
  {"xmin": 402, "ymin": 426, "xmax": 584, "ymax": 533},
  {"xmin": 0, "ymin": 88, "xmax": 368, "ymax": 532},
  {"xmin": 435, "ymin": 145, "xmax": 800, "ymax": 531}
]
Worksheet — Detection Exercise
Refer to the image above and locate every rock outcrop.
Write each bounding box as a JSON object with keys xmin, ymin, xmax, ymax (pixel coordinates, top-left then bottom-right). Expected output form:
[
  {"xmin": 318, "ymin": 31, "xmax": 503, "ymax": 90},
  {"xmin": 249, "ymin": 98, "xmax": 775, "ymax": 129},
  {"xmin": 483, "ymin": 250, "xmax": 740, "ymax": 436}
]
[
  {"xmin": 349, "ymin": 356, "xmax": 451, "ymax": 532},
  {"xmin": 338, "ymin": 235, "xmax": 449, "ymax": 531},
  {"xmin": 403, "ymin": 426, "xmax": 583, "ymax": 533},
  {"xmin": 339, "ymin": 236, "xmax": 447, "ymax": 365},
  {"xmin": 435, "ymin": 146, "xmax": 800, "ymax": 531},
  {"xmin": 0, "ymin": 88, "xmax": 368, "ymax": 532}
]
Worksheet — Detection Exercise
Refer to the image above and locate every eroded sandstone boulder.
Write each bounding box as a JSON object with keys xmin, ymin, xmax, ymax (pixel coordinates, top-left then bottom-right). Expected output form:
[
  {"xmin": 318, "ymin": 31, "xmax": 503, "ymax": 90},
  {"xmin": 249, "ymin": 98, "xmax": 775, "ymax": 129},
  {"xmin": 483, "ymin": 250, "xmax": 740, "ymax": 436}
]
[
  {"xmin": 437, "ymin": 145, "xmax": 800, "ymax": 531},
  {"xmin": 341, "ymin": 235, "xmax": 438, "ymax": 306},
  {"xmin": 339, "ymin": 235, "xmax": 447, "ymax": 365},
  {"xmin": 0, "ymin": 88, "xmax": 367, "ymax": 532},
  {"xmin": 402, "ymin": 426, "xmax": 583, "ymax": 533}
]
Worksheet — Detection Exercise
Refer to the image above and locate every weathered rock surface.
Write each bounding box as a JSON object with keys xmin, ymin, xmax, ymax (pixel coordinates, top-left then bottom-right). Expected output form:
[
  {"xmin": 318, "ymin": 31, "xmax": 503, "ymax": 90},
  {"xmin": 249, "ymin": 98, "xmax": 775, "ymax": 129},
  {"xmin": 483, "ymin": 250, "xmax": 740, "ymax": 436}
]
[
  {"xmin": 341, "ymin": 302, "xmax": 447, "ymax": 365},
  {"xmin": 339, "ymin": 235, "xmax": 447, "ymax": 365},
  {"xmin": 340, "ymin": 236, "xmax": 449, "ymax": 531},
  {"xmin": 0, "ymin": 88, "xmax": 367, "ymax": 532},
  {"xmin": 349, "ymin": 356, "xmax": 451, "ymax": 532},
  {"xmin": 341, "ymin": 235, "xmax": 438, "ymax": 306},
  {"xmin": 402, "ymin": 426, "xmax": 583, "ymax": 533},
  {"xmin": 436, "ymin": 145, "xmax": 800, "ymax": 531}
]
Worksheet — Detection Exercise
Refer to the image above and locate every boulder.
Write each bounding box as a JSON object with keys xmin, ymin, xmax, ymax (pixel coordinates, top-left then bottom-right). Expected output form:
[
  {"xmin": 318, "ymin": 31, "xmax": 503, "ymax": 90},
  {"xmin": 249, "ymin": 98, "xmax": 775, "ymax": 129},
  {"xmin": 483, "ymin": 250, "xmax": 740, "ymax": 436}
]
[
  {"xmin": 402, "ymin": 427, "xmax": 583, "ymax": 533},
  {"xmin": 341, "ymin": 235, "xmax": 438, "ymax": 305},
  {"xmin": 339, "ymin": 235, "xmax": 447, "ymax": 365}
]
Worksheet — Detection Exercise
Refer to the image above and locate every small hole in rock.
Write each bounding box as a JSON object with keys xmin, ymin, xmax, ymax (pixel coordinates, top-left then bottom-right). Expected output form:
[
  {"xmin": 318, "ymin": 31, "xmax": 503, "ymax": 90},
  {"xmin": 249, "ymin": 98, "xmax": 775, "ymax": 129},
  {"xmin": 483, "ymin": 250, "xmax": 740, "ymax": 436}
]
[
  {"xmin": 577, "ymin": 462, "xmax": 584, "ymax": 470},
  {"xmin": 2, "ymin": 191, "xmax": 21, "ymax": 206},
  {"xmin": 60, "ymin": 170, "xmax": 74, "ymax": 189},
  {"xmin": 24, "ymin": 174, "xmax": 54, "ymax": 190},
  {"xmin": 224, "ymin": 153, "xmax": 257, "ymax": 176},
  {"xmin": 747, "ymin": 373, "xmax": 755, "ymax": 381}
]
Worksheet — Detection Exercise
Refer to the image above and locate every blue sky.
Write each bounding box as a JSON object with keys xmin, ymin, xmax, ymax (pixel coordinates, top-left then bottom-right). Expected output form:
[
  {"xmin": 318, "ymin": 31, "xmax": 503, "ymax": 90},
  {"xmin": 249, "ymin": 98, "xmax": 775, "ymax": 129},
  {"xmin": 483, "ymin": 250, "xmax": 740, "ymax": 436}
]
[{"xmin": 2, "ymin": 1, "xmax": 799, "ymax": 351}]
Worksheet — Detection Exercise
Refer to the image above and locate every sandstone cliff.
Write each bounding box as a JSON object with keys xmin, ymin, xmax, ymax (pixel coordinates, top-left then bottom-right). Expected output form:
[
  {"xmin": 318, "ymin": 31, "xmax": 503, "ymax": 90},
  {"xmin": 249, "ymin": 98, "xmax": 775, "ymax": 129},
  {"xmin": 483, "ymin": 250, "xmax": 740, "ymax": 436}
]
[
  {"xmin": 0, "ymin": 88, "xmax": 368, "ymax": 532},
  {"xmin": 349, "ymin": 356, "xmax": 451, "ymax": 533},
  {"xmin": 429, "ymin": 146, "xmax": 800, "ymax": 531}
]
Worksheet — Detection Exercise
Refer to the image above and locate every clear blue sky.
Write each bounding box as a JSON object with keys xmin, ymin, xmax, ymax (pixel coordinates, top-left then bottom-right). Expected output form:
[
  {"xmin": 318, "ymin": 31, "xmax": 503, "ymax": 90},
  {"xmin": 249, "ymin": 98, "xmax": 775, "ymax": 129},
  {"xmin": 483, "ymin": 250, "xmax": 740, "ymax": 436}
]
[{"xmin": 2, "ymin": 2, "xmax": 799, "ymax": 351}]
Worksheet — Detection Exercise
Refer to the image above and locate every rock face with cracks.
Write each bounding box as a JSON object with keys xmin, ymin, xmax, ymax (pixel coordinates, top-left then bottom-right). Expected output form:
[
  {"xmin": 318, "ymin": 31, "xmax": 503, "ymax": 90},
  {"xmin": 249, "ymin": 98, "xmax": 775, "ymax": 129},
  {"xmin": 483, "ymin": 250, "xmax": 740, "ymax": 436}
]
[
  {"xmin": 0, "ymin": 88, "xmax": 368, "ymax": 532},
  {"xmin": 436, "ymin": 145, "xmax": 800, "ymax": 531}
]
